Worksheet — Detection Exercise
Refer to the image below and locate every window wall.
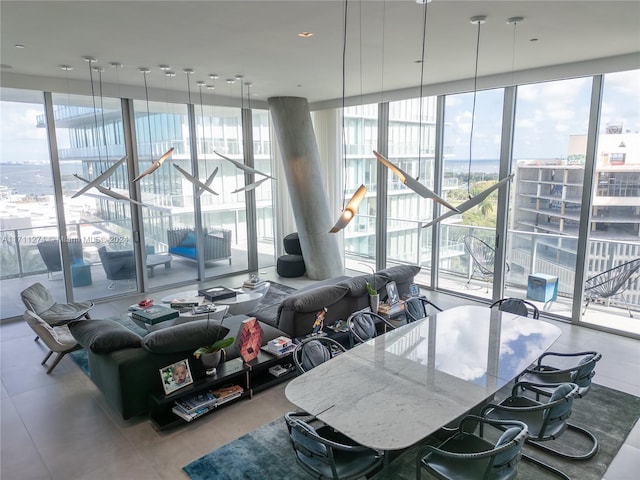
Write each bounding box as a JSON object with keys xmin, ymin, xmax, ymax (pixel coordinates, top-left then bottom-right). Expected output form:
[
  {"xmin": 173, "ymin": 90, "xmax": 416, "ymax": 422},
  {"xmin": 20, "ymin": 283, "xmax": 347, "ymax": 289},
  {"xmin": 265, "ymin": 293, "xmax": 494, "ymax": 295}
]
[
  {"xmin": 52, "ymin": 92, "xmax": 135, "ymax": 297},
  {"xmin": 437, "ymin": 88, "xmax": 504, "ymax": 298},
  {"xmin": 583, "ymin": 70, "xmax": 640, "ymax": 333},
  {"xmin": 385, "ymin": 96, "xmax": 438, "ymax": 286},
  {"xmin": 509, "ymin": 77, "xmax": 593, "ymax": 320}
]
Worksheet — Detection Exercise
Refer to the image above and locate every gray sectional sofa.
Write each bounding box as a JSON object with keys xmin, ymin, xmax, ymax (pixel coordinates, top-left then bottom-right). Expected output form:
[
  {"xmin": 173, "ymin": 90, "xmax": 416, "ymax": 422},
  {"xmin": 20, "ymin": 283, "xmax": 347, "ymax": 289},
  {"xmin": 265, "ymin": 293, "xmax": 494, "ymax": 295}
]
[{"xmin": 251, "ymin": 265, "xmax": 421, "ymax": 338}]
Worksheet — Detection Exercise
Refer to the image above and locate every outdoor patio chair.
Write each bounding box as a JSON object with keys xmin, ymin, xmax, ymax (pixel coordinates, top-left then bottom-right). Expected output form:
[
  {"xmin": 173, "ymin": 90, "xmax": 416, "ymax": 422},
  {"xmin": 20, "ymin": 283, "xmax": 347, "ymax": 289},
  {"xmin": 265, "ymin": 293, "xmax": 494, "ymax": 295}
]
[
  {"xmin": 463, "ymin": 235, "xmax": 510, "ymax": 292},
  {"xmin": 284, "ymin": 411, "xmax": 384, "ymax": 480},
  {"xmin": 416, "ymin": 415, "xmax": 528, "ymax": 480},
  {"xmin": 583, "ymin": 258, "xmax": 640, "ymax": 317},
  {"xmin": 292, "ymin": 336, "xmax": 346, "ymax": 374},
  {"xmin": 98, "ymin": 246, "xmax": 136, "ymax": 289},
  {"xmin": 490, "ymin": 298, "xmax": 540, "ymax": 319},
  {"xmin": 36, "ymin": 239, "xmax": 83, "ymax": 278}
]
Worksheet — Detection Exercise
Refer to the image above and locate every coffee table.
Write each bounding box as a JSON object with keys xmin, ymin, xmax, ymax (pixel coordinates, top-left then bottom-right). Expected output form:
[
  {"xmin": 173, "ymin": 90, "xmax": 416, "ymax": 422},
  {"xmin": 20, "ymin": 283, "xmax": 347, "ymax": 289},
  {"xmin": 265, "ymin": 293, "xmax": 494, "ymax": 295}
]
[
  {"xmin": 146, "ymin": 254, "xmax": 172, "ymax": 278},
  {"xmin": 216, "ymin": 282, "xmax": 270, "ymax": 315}
]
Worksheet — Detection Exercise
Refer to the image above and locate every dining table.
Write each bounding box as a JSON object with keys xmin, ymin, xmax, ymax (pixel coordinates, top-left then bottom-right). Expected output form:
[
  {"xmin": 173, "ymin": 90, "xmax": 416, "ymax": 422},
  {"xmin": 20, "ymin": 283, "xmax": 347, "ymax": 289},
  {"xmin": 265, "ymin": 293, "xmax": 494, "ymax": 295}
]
[{"xmin": 285, "ymin": 305, "xmax": 562, "ymax": 467}]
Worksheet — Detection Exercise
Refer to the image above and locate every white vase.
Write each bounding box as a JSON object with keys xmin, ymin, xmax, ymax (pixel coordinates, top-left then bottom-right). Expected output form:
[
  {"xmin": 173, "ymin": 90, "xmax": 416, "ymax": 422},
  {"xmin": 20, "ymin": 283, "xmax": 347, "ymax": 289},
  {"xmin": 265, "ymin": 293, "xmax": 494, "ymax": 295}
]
[{"xmin": 369, "ymin": 294, "xmax": 380, "ymax": 313}]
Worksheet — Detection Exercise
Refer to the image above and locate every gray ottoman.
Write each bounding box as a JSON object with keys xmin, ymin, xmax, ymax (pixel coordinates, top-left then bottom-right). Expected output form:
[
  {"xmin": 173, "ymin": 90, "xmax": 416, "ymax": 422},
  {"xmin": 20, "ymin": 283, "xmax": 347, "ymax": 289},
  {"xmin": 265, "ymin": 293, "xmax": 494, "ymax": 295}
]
[
  {"xmin": 283, "ymin": 232, "xmax": 303, "ymax": 255},
  {"xmin": 277, "ymin": 254, "xmax": 306, "ymax": 278}
]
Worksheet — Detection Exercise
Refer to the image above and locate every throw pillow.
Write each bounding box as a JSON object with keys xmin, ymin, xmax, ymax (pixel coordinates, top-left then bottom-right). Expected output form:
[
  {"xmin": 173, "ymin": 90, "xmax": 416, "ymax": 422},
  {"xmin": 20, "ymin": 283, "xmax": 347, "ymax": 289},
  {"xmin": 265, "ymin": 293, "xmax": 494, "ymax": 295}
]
[
  {"xmin": 142, "ymin": 320, "xmax": 230, "ymax": 354},
  {"xmin": 68, "ymin": 319, "xmax": 142, "ymax": 353},
  {"xmin": 180, "ymin": 231, "xmax": 197, "ymax": 248}
]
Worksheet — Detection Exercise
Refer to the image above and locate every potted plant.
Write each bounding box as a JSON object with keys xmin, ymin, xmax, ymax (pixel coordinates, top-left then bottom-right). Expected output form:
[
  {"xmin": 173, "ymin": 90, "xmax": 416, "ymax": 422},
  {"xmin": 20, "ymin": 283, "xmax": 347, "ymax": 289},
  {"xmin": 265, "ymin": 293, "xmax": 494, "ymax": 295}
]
[
  {"xmin": 194, "ymin": 336, "xmax": 235, "ymax": 375},
  {"xmin": 366, "ymin": 281, "xmax": 380, "ymax": 312}
]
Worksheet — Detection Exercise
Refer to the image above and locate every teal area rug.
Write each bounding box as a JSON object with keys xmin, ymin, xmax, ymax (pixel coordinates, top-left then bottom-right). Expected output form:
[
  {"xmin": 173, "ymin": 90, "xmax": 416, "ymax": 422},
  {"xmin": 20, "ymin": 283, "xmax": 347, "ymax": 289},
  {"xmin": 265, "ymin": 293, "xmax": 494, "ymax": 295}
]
[
  {"xmin": 183, "ymin": 383, "xmax": 640, "ymax": 480},
  {"xmin": 69, "ymin": 281, "xmax": 297, "ymax": 376}
]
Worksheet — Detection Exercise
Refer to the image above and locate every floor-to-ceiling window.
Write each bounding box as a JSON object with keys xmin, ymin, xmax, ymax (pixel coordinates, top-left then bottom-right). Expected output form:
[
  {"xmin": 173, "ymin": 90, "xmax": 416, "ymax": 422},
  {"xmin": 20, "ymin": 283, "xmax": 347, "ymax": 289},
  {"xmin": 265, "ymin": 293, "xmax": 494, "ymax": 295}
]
[
  {"xmin": 193, "ymin": 101, "xmax": 249, "ymax": 277},
  {"xmin": 253, "ymin": 109, "xmax": 276, "ymax": 269},
  {"xmin": 583, "ymin": 69, "xmax": 640, "ymax": 335},
  {"xmin": 438, "ymin": 88, "xmax": 504, "ymax": 298},
  {"xmin": 509, "ymin": 77, "xmax": 593, "ymax": 319},
  {"xmin": 342, "ymin": 103, "xmax": 378, "ymax": 274},
  {"xmin": 52, "ymin": 91, "xmax": 135, "ymax": 298},
  {"xmin": 385, "ymin": 96, "xmax": 438, "ymax": 286},
  {"xmin": 0, "ymin": 88, "xmax": 65, "ymax": 318}
]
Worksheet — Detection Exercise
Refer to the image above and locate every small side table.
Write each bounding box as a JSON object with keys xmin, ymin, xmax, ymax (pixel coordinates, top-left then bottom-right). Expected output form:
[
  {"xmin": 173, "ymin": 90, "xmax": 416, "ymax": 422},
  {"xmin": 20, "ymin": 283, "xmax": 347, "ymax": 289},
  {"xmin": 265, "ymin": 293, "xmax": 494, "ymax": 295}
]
[
  {"xmin": 71, "ymin": 263, "xmax": 92, "ymax": 287},
  {"xmin": 527, "ymin": 273, "xmax": 558, "ymax": 310}
]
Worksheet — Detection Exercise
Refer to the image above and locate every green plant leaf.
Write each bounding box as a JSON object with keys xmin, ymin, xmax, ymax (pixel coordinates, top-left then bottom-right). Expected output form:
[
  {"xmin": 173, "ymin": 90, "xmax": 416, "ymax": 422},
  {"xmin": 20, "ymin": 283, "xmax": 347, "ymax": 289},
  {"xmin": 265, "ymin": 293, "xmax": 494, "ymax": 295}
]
[{"xmin": 193, "ymin": 336, "xmax": 235, "ymax": 358}]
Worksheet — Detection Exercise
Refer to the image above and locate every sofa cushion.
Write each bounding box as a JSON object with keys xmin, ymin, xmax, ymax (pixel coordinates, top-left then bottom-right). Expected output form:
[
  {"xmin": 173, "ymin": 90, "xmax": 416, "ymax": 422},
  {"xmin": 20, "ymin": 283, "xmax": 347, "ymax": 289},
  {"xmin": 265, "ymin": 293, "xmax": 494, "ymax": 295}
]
[
  {"xmin": 287, "ymin": 284, "xmax": 350, "ymax": 313},
  {"xmin": 180, "ymin": 231, "xmax": 197, "ymax": 248},
  {"xmin": 69, "ymin": 319, "xmax": 142, "ymax": 353},
  {"xmin": 142, "ymin": 320, "xmax": 229, "ymax": 354}
]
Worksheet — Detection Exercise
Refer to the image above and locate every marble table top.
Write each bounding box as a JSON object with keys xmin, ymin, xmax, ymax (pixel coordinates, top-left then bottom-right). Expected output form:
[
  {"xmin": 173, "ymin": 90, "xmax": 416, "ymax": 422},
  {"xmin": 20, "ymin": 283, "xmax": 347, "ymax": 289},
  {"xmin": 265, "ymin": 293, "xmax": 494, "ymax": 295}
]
[{"xmin": 285, "ymin": 305, "xmax": 562, "ymax": 451}]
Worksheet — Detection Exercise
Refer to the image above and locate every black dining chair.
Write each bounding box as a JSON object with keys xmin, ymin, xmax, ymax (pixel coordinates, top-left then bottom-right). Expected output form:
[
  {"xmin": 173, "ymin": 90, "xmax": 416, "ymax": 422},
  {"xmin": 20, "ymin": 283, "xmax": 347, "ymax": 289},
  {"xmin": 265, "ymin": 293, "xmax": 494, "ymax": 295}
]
[
  {"xmin": 284, "ymin": 411, "xmax": 384, "ymax": 480},
  {"xmin": 490, "ymin": 298, "xmax": 540, "ymax": 319},
  {"xmin": 405, "ymin": 295, "xmax": 443, "ymax": 322},
  {"xmin": 292, "ymin": 337, "xmax": 347, "ymax": 374},
  {"xmin": 416, "ymin": 415, "xmax": 528, "ymax": 480},
  {"xmin": 482, "ymin": 382, "xmax": 598, "ymax": 479},
  {"xmin": 346, "ymin": 309, "xmax": 396, "ymax": 347}
]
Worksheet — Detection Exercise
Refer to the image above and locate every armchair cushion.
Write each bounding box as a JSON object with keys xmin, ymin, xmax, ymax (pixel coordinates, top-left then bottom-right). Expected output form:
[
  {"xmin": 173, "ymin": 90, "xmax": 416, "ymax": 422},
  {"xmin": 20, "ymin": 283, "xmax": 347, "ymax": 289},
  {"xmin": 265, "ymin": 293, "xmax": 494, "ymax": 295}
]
[
  {"xmin": 21, "ymin": 282, "xmax": 93, "ymax": 324},
  {"xmin": 142, "ymin": 321, "xmax": 230, "ymax": 354},
  {"xmin": 21, "ymin": 282, "xmax": 56, "ymax": 314},
  {"xmin": 180, "ymin": 231, "xmax": 197, "ymax": 248},
  {"xmin": 69, "ymin": 319, "xmax": 142, "ymax": 354}
]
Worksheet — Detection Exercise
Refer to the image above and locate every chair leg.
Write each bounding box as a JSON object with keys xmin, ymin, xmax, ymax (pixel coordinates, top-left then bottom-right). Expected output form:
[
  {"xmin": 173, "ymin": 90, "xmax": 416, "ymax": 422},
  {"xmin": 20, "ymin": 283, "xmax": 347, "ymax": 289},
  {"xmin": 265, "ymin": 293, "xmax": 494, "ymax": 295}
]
[
  {"xmin": 527, "ymin": 423, "xmax": 599, "ymax": 460},
  {"xmin": 45, "ymin": 352, "xmax": 67, "ymax": 374},
  {"xmin": 522, "ymin": 452, "xmax": 571, "ymax": 480},
  {"xmin": 108, "ymin": 281, "xmax": 116, "ymax": 290},
  {"xmin": 582, "ymin": 298, "xmax": 591, "ymax": 315},
  {"xmin": 34, "ymin": 335, "xmax": 40, "ymax": 342},
  {"xmin": 41, "ymin": 350, "xmax": 53, "ymax": 365}
]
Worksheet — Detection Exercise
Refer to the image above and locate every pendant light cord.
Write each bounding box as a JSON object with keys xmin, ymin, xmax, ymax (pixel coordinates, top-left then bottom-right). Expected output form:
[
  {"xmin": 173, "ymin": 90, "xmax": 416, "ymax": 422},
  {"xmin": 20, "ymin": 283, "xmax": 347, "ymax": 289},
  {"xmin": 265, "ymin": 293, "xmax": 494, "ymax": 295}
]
[
  {"xmin": 87, "ymin": 60, "xmax": 102, "ymax": 163},
  {"xmin": 97, "ymin": 69, "xmax": 109, "ymax": 162},
  {"xmin": 143, "ymin": 70, "xmax": 154, "ymax": 159},
  {"xmin": 341, "ymin": 0, "xmax": 348, "ymax": 210},
  {"xmin": 468, "ymin": 20, "xmax": 482, "ymax": 199},
  {"xmin": 417, "ymin": 0, "xmax": 429, "ymax": 180}
]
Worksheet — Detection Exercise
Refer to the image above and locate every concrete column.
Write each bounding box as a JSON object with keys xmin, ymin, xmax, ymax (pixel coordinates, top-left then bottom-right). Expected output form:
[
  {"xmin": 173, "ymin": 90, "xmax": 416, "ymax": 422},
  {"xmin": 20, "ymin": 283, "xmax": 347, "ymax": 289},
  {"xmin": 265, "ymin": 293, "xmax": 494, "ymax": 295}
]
[{"xmin": 268, "ymin": 96, "xmax": 344, "ymax": 279}]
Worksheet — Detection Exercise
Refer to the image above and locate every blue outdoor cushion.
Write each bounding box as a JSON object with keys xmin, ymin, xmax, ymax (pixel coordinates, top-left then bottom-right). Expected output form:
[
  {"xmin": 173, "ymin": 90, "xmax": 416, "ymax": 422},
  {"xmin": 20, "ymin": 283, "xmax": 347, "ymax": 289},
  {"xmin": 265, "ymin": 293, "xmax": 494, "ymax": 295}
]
[
  {"xmin": 180, "ymin": 231, "xmax": 197, "ymax": 248},
  {"xmin": 169, "ymin": 246, "xmax": 197, "ymax": 259}
]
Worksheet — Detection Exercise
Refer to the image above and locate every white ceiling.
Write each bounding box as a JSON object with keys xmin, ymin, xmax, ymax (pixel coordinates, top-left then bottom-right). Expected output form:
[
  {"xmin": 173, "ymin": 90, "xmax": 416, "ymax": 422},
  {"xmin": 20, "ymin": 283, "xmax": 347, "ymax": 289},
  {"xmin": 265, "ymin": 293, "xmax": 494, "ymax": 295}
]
[{"xmin": 1, "ymin": 1, "xmax": 639, "ymax": 108}]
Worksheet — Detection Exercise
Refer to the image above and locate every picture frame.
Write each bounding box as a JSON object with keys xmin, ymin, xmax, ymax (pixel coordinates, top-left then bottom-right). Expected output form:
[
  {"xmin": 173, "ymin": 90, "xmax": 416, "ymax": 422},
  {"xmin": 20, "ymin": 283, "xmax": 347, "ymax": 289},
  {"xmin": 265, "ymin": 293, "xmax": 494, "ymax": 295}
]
[
  {"xmin": 386, "ymin": 281, "xmax": 400, "ymax": 305},
  {"xmin": 160, "ymin": 359, "xmax": 193, "ymax": 395},
  {"xmin": 409, "ymin": 283, "xmax": 420, "ymax": 297}
]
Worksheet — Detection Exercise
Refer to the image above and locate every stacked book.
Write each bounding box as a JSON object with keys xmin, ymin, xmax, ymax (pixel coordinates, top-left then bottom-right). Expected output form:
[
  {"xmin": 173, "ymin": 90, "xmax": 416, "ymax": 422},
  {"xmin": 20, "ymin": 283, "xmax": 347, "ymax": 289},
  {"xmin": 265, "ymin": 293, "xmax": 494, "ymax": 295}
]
[
  {"xmin": 198, "ymin": 286, "xmax": 237, "ymax": 302},
  {"xmin": 263, "ymin": 336, "xmax": 295, "ymax": 357},
  {"xmin": 378, "ymin": 300, "xmax": 405, "ymax": 316},
  {"xmin": 171, "ymin": 385, "xmax": 244, "ymax": 422},
  {"xmin": 130, "ymin": 305, "xmax": 179, "ymax": 325},
  {"xmin": 243, "ymin": 278, "xmax": 266, "ymax": 289},
  {"xmin": 169, "ymin": 296, "xmax": 202, "ymax": 310}
]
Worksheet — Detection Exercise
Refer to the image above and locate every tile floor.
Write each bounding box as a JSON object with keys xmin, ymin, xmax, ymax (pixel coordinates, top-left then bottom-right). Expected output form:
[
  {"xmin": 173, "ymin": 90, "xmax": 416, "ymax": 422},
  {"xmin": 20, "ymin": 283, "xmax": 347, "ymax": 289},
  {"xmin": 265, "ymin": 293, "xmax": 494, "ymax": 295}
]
[{"xmin": 1, "ymin": 269, "xmax": 639, "ymax": 480}]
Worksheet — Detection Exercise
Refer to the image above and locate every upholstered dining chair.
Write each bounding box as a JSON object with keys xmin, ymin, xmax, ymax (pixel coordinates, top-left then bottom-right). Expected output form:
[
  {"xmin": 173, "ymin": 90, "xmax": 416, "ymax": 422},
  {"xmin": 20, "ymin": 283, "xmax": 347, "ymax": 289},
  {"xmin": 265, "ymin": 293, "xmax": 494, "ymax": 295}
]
[
  {"xmin": 23, "ymin": 310, "xmax": 82, "ymax": 374},
  {"xmin": 284, "ymin": 411, "xmax": 384, "ymax": 480},
  {"xmin": 292, "ymin": 337, "xmax": 347, "ymax": 374},
  {"xmin": 416, "ymin": 415, "xmax": 529, "ymax": 480},
  {"xmin": 490, "ymin": 298, "xmax": 540, "ymax": 319},
  {"xmin": 405, "ymin": 295, "xmax": 443, "ymax": 322},
  {"xmin": 482, "ymin": 382, "xmax": 598, "ymax": 479},
  {"xmin": 346, "ymin": 309, "xmax": 396, "ymax": 347},
  {"xmin": 516, "ymin": 351, "xmax": 602, "ymax": 400}
]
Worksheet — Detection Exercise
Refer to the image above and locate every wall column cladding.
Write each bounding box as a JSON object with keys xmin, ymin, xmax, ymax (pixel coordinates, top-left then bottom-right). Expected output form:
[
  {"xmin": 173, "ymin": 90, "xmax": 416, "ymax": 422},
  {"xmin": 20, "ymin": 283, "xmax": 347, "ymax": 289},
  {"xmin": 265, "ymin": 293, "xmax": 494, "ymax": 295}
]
[{"xmin": 268, "ymin": 96, "xmax": 344, "ymax": 279}]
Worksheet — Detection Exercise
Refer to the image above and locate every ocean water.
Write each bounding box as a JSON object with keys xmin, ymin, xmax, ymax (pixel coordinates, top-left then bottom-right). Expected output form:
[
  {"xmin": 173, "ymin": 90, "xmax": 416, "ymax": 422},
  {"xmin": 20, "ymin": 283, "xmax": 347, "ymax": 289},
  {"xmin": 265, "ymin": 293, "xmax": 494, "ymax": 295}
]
[{"xmin": 0, "ymin": 162, "xmax": 80, "ymax": 196}]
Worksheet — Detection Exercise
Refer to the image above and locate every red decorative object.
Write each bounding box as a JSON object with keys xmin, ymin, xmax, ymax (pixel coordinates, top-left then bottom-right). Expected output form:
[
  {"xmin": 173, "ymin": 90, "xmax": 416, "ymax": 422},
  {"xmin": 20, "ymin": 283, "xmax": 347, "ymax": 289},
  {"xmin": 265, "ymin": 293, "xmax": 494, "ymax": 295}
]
[{"xmin": 237, "ymin": 317, "xmax": 263, "ymax": 363}]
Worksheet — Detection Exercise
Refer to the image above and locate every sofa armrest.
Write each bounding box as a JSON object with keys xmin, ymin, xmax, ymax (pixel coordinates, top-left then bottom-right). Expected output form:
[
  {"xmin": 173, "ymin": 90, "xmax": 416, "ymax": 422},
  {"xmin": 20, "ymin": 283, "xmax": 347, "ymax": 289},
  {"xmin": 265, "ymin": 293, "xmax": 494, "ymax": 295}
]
[{"xmin": 167, "ymin": 228, "xmax": 190, "ymax": 249}]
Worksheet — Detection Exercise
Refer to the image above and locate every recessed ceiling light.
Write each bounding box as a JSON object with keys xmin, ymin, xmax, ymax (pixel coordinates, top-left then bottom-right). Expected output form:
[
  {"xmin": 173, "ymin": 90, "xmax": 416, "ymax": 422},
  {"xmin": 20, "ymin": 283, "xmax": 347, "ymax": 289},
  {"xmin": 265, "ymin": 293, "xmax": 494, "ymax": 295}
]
[
  {"xmin": 184, "ymin": 68, "xmax": 194, "ymax": 74},
  {"xmin": 209, "ymin": 74, "xmax": 219, "ymax": 79},
  {"xmin": 159, "ymin": 64, "xmax": 171, "ymax": 71},
  {"xmin": 415, "ymin": 0, "xmax": 433, "ymax": 4},
  {"xmin": 530, "ymin": 38, "xmax": 539, "ymax": 42},
  {"xmin": 298, "ymin": 32, "xmax": 314, "ymax": 38},
  {"xmin": 206, "ymin": 85, "xmax": 215, "ymax": 90},
  {"xmin": 59, "ymin": 65, "xmax": 73, "ymax": 71},
  {"xmin": 109, "ymin": 62, "xmax": 123, "ymax": 68},
  {"xmin": 226, "ymin": 79, "xmax": 235, "ymax": 84},
  {"xmin": 14, "ymin": 44, "xmax": 25, "ymax": 49}
]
